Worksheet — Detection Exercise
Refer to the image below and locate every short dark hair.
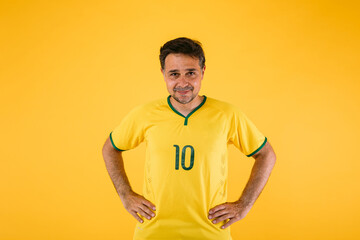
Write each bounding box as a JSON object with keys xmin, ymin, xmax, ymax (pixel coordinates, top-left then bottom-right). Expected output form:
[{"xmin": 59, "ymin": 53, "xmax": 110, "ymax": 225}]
[{"xmin": 159, "ymin": 37, "xmax": 205, "ymax": 70}]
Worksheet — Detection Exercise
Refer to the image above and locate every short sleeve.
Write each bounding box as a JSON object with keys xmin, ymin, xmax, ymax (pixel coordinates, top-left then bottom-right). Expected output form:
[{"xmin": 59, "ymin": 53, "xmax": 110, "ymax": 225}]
[
  {"xmin": 228, "ymin": 108, "xmax": 267, "ymax": 157},
  {"xmin": 109, "ymin": 106, "xmax": 145, "ymax": 151}
]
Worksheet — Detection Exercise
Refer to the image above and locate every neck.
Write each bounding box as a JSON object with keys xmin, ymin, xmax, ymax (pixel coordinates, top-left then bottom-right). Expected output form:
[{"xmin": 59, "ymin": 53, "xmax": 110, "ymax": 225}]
[{"xmin": 170, "ymin": 95, "xmax": 204, "ymax": 117}]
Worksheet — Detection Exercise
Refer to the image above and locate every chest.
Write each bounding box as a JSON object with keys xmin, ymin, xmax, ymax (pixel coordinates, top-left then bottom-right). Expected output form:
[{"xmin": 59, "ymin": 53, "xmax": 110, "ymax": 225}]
[{"xmin": 144, "ymin": 111, "xmax": 230, "ymax": 171}]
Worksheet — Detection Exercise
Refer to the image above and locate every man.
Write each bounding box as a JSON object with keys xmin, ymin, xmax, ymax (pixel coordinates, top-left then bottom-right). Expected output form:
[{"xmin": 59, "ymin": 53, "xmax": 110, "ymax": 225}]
[{"xmin": 102, "ymin": 37, "xmax": 276, "ymax": 240}]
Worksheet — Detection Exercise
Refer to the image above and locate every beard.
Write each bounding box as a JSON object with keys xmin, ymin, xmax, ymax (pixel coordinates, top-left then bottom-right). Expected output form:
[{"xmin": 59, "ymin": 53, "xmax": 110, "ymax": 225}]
[{"xmin": 172, "ymin": 86, "xmax": 195, "ymax": 104}]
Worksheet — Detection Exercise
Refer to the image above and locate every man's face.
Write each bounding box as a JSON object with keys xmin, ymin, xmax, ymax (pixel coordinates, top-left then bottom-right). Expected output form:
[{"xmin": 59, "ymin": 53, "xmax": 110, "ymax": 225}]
[{"xmin": 161, "ymin": 53, "xmax": 205, "ymax": 104}]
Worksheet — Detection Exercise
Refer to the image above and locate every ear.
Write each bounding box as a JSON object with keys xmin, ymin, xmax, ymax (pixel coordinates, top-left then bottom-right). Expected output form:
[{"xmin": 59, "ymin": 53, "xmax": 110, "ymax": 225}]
[{"xmin": 201, "ymin": 65, "xmax": 206, "ymax": 78}]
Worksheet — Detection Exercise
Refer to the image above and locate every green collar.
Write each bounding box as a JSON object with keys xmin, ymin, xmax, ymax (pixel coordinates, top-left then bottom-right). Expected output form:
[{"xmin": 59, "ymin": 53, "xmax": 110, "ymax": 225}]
[{"xmin": 167, "ymin": 95, "xmax": 207, "ymax": 126}]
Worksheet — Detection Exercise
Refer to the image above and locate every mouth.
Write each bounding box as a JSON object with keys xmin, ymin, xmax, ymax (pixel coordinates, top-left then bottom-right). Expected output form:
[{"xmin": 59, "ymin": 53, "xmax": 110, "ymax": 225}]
[
  {"xmin": 174, "ymin": 86, "xmax": 193, "ymax": 95},
  {"xmin": 176, "ymin": 90, "xmax": 190, "ymax": 95}
]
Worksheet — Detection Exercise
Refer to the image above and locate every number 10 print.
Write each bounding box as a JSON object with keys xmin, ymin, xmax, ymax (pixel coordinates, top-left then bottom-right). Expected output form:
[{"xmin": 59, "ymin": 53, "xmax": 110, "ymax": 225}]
[{"xmin": 173, "ymin": 145, "xmax": 195, "ymax": 171}]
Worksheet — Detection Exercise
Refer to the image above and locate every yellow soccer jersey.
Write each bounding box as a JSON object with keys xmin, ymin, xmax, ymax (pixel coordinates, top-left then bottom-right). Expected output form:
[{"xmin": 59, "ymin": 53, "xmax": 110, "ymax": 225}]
[{"xmin": 110, "ymin": 95, "xmax": 267, "ymax": 240}]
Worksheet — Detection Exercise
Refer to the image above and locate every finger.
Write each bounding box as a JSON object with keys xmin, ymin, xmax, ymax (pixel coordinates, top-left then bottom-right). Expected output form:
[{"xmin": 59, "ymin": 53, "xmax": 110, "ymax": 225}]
[
  {"xmin": 130, "ymin": 211, "xmax": 144, "ymax": 223},
  {"xmin": 142, "ymin": 199, "xmax": 156, "ymax": 211},
  {"xmin": 221, "ymin": 218, "xmax": 238, "ymax": 229},
  {"xmin": 209, "ymin": 209, "xmax": 229, "ymax": 219},
  {"xmin": 209, "ymin": 204, "xmax": 226, "ymax": 214},
  {"xmin": 136, "ymin": 207, "xmax": 153, "ymax": 220},
  {"xmin": 212, "ymin": 213, "xmax": 232, "ymax": 224},
  {"xmin": 139, "ymin": 204, "xmax": 156, "ymax": 218}
]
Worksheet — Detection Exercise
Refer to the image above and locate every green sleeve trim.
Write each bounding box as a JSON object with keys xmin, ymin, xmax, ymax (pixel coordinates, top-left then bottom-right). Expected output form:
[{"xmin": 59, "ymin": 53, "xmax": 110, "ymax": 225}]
[
  {"xmin": 247, "ymin": 137, "xmax": 267, "ymax": 157},
  {"xmin": 109, "ymin": 132, "xmax": 125, "ymax": 152}
]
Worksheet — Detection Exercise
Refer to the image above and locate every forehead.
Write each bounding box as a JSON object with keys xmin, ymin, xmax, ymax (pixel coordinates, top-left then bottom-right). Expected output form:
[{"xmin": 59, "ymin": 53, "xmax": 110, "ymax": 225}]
[{"xmin": 164, "ymin": 53, "xmax": 200, "ymax": 71}]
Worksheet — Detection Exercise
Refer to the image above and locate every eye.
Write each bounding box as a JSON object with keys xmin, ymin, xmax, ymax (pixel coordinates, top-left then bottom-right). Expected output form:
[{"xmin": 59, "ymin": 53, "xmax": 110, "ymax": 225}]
[
  {"xmin": 187, "ymin": 72, "xmax": 195, "ymax": 76},
  {"xmin": 170, "ymin": 73, "xmax": 179, "ymax": 76}
]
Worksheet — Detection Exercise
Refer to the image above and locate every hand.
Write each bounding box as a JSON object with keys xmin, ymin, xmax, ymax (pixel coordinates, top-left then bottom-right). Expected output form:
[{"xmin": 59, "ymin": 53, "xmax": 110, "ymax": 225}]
[
  {"xmin": 208, "ymin": 201, "xmax": 252, "ymax": 229},
  {"xmin": 121, "ymin": 191, "xmax": 156, "ymax": 223}
]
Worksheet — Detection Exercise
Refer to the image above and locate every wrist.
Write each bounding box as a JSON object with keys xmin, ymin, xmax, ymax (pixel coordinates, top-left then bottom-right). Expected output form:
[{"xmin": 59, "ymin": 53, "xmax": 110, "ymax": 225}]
[
  {"xmin": 118, "ymin": 187, "xmax": 133, "ymax": 199},
  {"xmin": 235, "ymin": 199, "xmax": 253, "ymax": 209}
]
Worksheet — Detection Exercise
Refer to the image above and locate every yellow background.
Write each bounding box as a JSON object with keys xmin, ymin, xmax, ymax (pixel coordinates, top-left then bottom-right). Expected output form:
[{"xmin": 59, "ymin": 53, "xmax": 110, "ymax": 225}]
[{"xmin": 1, "ymin": 0, "xmax": 359, "ymax": 239}]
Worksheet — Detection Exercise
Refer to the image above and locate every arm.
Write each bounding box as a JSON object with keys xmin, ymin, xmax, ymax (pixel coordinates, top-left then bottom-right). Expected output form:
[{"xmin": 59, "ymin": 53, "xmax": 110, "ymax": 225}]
[
  {"xmin": 102, "ymin": 137, "xmax": 156, "ymax": 223},
  {"xmin": 208, "ymin": 140, "xmax": 276, "ymax": 229}
]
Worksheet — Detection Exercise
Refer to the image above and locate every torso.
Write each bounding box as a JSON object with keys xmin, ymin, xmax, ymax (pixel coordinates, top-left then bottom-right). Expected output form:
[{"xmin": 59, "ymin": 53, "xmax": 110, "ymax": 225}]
[{"xmin": 133, "ymin": 96, "xmax": 233, "ymax": 240}]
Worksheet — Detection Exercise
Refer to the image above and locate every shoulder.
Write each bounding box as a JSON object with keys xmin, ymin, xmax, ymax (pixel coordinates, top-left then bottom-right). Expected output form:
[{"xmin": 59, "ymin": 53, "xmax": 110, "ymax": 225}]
[
  {"xmin": 128, "ymin": 97, "xmax": 168, "ymax": 113},
  {"xmin": 122, "ymin": 97, "xmax": 168, "ymax": 122},
  {"xmin": 205, "ymin": 96, "xmax": 244, "ymax": 116}
]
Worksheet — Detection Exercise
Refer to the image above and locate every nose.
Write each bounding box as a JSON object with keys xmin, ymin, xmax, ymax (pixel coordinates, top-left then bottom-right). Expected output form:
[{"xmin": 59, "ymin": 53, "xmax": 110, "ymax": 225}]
[{"xmin": 177, "ymin": 75, "xmax": 189, "ymax": 87}]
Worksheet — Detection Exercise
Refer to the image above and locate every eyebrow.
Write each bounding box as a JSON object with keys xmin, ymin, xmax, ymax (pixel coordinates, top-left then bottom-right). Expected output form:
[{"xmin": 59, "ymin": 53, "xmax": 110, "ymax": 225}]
[{"xmin": 168, "ymin": 68, "xmax": 198, "ymax": 73}]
